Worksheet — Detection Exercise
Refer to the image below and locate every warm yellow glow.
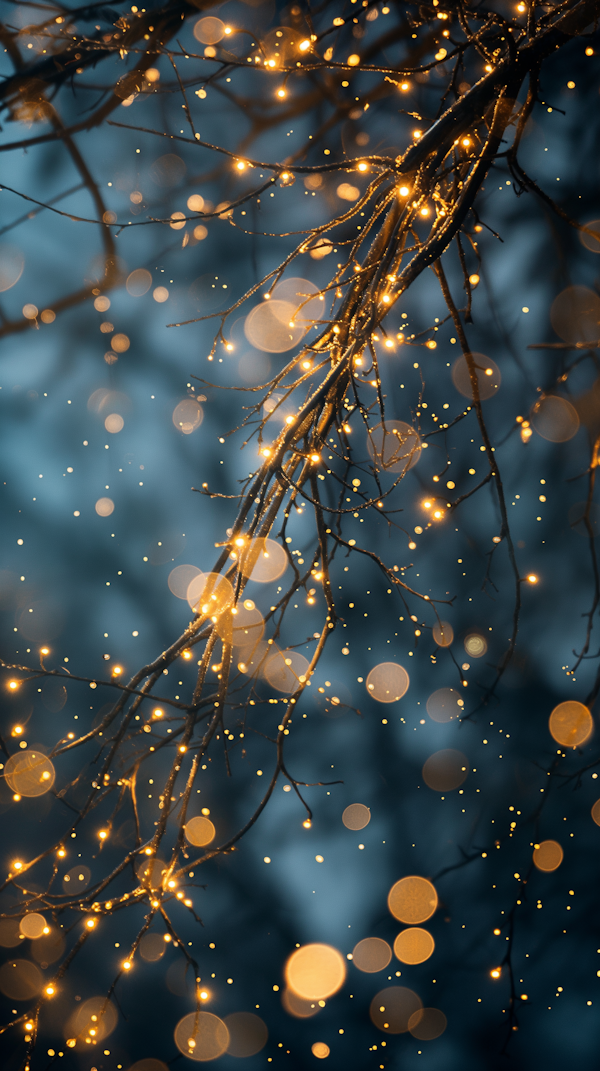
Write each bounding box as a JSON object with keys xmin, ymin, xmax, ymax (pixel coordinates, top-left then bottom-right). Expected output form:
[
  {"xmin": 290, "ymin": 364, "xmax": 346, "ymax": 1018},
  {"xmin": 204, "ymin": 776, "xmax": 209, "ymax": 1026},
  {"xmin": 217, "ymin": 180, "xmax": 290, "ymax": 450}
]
[
  {"xmin": 469, "ymin": 273, "xmax": 480, "ymax": 286},
  {"xmin": 400, "ymin": 82, "xmax": 409, "ymax": 91},
  {"xmin": 98, "ymin": 830, "xmax": 108, "ymax": 840},
  {"xmin": 13, "ymin": 861, "xmax": 23, "ymax": 870},
  {"xmin": 45, "ymin": 984, "xmax": 56, "ymax": 996},
  {"xmin": 9, "ymin": 681, "xmax": 19, "ymax": 691},
  {"xmin": 153, "ymin": 708, "xmax": 164, "ymax": 718},
  {"xmin": 388, "ymin": 876, "xmax": 437, "ymax": 924},
  {"xmin": 112, "ymin": 665, "xmax": 123, "ymax": 676},
  {"xmin": 236, "ymin": 160, "xmax": 246, "ymax": 171},
  {"xmin": 299, "ymin": 39, "xmax": 310, "ymax": 51},
  {"xmin": 549, "ymin": 700, "xmax": 593, "ymax": 748},
  {"xmin": 86, "ymin": 919, "xmax": 96, "ymax": 929},
  {"xmin": 277, "ymin": 88, "xmax": 287, "ymax": 98},
  {"xmin": 413, "ymin": 130, "xmax": 422, "ymax": 139},
  {"xmin": 40, "ymin": 647, "xmax": 49, "ymax": 655},
  {"xmin": 357, "ymin": 161, "xmax": 368, "ymax": 172},
  {"xmin": 420, "ymin": 207, "xmax": 430, "ymax": 217},
  {"xmin": 58, "ymin": 848, "xmax": 66, "ymax": 858},
  {"xmin": 527, "ymin": 574, "xmax": 538, "ymax": 584},
  {"xmin": 122, "ymin": 960, "xmax": 132, "ymax": 970},
  {"xmin": 179, "ymin": 745, "xmax": 187, "ymax": 753},
  {"xmin": 182, "ymin": 649, "xmax": 193, "ymax": 659},
  {"xmin": 285, "ymin": 944, "xmax": 346, "ymax": 1000},
  {"xmin": 311, "ymin": 454, "xmax": 321, "ymax": 463},
  {"xmin": 13, "ymin": 725, "xmax": 23, "ymax": 734},
  {"xmin": 491, "ymin": 968, "xmax": 501, "ymax": 979},
  {"xmin": 423, "ymin": 500, "xmax": 432, "ymax": 510}
]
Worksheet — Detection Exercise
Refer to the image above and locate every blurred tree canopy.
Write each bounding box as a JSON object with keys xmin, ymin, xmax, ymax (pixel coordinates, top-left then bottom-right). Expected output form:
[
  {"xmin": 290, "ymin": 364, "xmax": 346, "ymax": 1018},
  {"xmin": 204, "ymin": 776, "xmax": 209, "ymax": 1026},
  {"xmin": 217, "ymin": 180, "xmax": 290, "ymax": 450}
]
[{"xmin": 1, "ymin": 0, "xmax": 600, "ymax": 1068}]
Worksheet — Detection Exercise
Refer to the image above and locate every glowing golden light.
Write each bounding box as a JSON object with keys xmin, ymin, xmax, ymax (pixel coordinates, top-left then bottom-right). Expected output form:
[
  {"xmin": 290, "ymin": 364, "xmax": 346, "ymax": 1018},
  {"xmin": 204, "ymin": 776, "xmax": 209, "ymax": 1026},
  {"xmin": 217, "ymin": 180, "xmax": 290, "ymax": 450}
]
[
  {"xmin": 527, "ymin": 574, "xmax": 538, "ymax": 584},
  {"xmin": 86, "ymin": 918, "xmax": 96, "ymax": 929},
  {"xmin": 312, "ymin": 1042, "xmax": 330, "ymax": 1058},
  {"xmin": 19, "ymin": 914, "xmax": 47, "ymax": 940},
  {"xmin": 464, "ymin": 633, "xmax": 487, "ymax": 657},
  {"xmin": 347, "ymin": 54, "xmax": 360, "ymax": 66},
  {"xmin": 299, "ymin": 39, "xmax": 311, "ymax": 51},
  {"xmin": 45, "ymin": 984, "xmax": 56, "ymax": 997},
  {"xmin": 388, "ymin": 876, "xmax": 438, "ymax": 924},
  {"xmin": 9, "ymin": 681, "xmax": 19, "ymax": 691},
  {"xmin": 285, "ymin": 944, "xmax": 346, "ymax": 1001},
  {"xmin": 366, "ymin": 662, "xmax": 409, "ymax": 703},
  {"xmin": 591, "ymin": 799, "xmax": 600, "ymax": 826},
  {"xmin": 549, "ymin": 700, "xmax": 593, "ymax": 749},
  {"xmin": 185, "ymin": 816, "xmax": 216, "ymax": 847},
  {"xmin": 357, "ymin": 161, "xmax": 368, "ymax": 172},
  {"xmin": 393, "ymin": 928, "xmax": 435, "ymax": 965},
  {"xmin": 122, "ymin": 960, "xmax": 132, "ymax": 970},
  {"xmin": 352, "ymin": 937, "xmax": 392, "ymax": 973},
  {"xmin": 491, "ymin": 968, "xmax": 501, "ymax": 978},
  {"xmin": 236, "ymin": 160, "xmax": 246, "ymax": 171},
  {"xmin": 276, "ymin": 88, "xmax": 287, "ymax": 98},
  {"xmin": 112, "ymin": 665, "xmax": 123, "ymax": 676},
  {"xmin": 533, "ymin": 840, "xmax": 564, "ymax": 872}
]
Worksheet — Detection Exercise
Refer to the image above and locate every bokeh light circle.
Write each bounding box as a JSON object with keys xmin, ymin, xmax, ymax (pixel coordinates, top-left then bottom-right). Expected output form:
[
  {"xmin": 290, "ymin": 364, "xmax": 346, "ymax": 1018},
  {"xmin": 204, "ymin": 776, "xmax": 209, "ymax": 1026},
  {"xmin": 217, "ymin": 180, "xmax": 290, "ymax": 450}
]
[
  {"xmin": 285, "ymin": 943, "xmax": 346, "ymax": 1001},
  {"xmin": 264, "ymin": 649, "xmax": 310, "ymax": 693},
  {"xmin": 173, "ymin": 399, "xmax": 203, "ymax": 435},
  {"xmin": 194, "ymin": 16, "xmax": 225, "ymax": 44},
  {"xmin": 548, "ymin": 701, "xmax": 593, "ymax": 748},
  {"xmin": 422, "ymin": 749, "xmax": 469, "ymax": 792},
  {"xmin": 311, "ymin": 1042, "xmax": 330, "ymax": 1059},
  {"xmin": 5, "ymin": 751, "xmax": 55, "ymax": 797},
  {"xmin": 0, "ymin": 959, "xmax": 43, "ymax": 1000},
  {"xmin": 0, "ymin": 245, "xmax": 25, "ymax": 292},
  {"xmin": 452, "ymin": 353, "xmax": 500, "ymax": 400},
  {"xmin": 168, "ymin": 564, "xmax": 201, "ymax": 599},
  {"xmin": 408, "ymin": 1007, "xmax": 447, "ymax": 1040},
  {"xmin": 369, "ymin": 986, "xmax": 423, "ymax": 1034},
  {"xmin": 464, "ymin": 633, "xmax": 487, "ymax": 657},
  {"xmin": 426, "ymin": 687, "xmax": 463, "ymax": 723},
  {"xmin": 388, "ymin": 877, "xmax": 438, "ymax": 924},
  {"xmin": 95, "ymin": 497, "xmax": 114, "ymax": 517},
  {"xmin": 19, "ymin": 913, "xmax": 47, "ymax": 940},
  {"xmin": 432, "ymin": 621, "xmax": 453, "ymax": 647},
  {"xmin": 531, "ymin": 396, "xmax": 579, "ymax": 442},
  {"xmin": 185, "ymin": 816, "xmax": 216, "ymax": 847},
  {"xmin": 342, "ymin": 803, "xmax": 371, "ymax": 830},
  {"xmin": 551, "ymin": 285, "xmax": 600, "ymax": 343},
  {"xmin": 66, "ymin": 996, "xmax": 118, "ymax": 1041},
  {"xmin": 533, "ymin": 840, "xmax": 563, "ymax": 872},
  {"xmin": 126, "ymin": 269, "xmax": 152, "ymax": 296},
  {"xmin": 244, "ymin": 300, "xmax": 304, "ymax": 353},
  {"xmin": 393, "ymin": 928, "xmax": 435, "ymax": 965},
  {"xmin": 237, "ymin": 537, "xmax": 288, "ymax": 583},
  {"xmin": 591, "ymin": 799, "xmax": 600, "ymax": 826},
  {"xmin": 187, "ymin": 572, "xmax": 234, "ymax": 617},
  {"xmin": 139, "ymin": 933, "xmax": 166, "ymax": 962},
  {"xmin": 351, "ymin": 937, "xmax": 392, "ymax": 973},
  {"xmin": 366, "ymin": 662, "xmax": 409, "ymax": 703},
  {"xmin": 174, "ymin": 1011, "xmax": 229, "ymax": 1061},
  {"xmin": 366, "ymin": 421, "xmax": 421, "ymax": 474}
]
